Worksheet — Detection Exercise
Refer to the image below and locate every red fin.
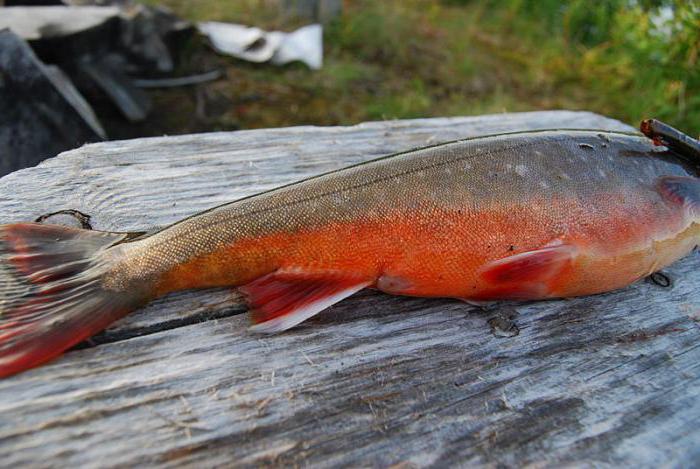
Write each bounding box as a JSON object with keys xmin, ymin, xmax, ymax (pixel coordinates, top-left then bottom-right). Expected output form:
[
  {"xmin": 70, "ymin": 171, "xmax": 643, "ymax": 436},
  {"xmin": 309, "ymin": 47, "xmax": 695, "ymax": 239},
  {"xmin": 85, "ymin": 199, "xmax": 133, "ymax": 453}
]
[
  {"xmin": 471, "ymin": 284, "xmax": 549, "ymax": 301},
  {"xmin": 657, "ymin": 176, "xmax": 700, "ymax": 218},
  {"xmin": 240, "ymin": 269, "xmax": 371, "ymax": 333},
  {"xmin": 0, "ymin": 223, "xmax": 144, "ymax": 378},
  {"xmin": 481, "ymin": 243, "xmax": 577, "ymax": 284},
  {"xmin": 477, "ymin": 243, "xmax": 577, "ymax": 299}
]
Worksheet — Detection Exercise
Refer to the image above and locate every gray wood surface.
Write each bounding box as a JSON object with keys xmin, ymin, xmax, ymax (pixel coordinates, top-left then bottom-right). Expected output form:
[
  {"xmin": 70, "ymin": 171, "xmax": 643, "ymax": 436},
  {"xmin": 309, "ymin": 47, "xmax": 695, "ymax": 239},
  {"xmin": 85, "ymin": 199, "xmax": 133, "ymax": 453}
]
[{"xmin": 0, "ymin": 111, "xmax": 698, "ymax": 468}]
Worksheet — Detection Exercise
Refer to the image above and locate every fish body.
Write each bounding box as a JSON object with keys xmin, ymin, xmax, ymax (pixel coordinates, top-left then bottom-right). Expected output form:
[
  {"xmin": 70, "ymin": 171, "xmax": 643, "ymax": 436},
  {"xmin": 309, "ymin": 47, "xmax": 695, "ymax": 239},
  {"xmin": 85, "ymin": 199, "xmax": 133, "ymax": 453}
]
[
  {"xmin": 1, "ymin": 123, "xmax": 699, "ymax": 376},
  {"xmin": 114, "ymin": 129, "xmax": 699, "ymax": 301}
]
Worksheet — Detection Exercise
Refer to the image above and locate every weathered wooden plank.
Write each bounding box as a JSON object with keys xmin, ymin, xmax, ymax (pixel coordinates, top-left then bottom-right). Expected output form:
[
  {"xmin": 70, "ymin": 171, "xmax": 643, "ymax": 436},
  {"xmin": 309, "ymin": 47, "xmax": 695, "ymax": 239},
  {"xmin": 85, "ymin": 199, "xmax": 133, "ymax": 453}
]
[{"xmin": 0, "ymin": 111, "xmax": 698, "ymax": 467}]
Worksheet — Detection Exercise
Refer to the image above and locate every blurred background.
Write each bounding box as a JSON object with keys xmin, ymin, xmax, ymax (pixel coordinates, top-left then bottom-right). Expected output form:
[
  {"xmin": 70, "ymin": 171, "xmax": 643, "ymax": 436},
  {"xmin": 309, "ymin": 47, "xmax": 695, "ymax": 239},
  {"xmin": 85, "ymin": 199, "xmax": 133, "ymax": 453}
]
[
  {"xmin": 0, "ymin": 0, "xmax": 697, "ymax": 173},
  {"xmin": 135, "ymin": 0, "xmax": 699, "ymax": 136}
]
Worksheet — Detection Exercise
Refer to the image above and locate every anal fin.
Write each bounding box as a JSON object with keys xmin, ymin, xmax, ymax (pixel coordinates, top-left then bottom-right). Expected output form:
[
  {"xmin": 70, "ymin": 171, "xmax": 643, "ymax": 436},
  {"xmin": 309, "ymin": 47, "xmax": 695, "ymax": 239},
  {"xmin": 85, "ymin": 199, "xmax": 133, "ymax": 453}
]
[{"xmin": 240, "ymin": 269, "xmax": 371, "ymax": 333}]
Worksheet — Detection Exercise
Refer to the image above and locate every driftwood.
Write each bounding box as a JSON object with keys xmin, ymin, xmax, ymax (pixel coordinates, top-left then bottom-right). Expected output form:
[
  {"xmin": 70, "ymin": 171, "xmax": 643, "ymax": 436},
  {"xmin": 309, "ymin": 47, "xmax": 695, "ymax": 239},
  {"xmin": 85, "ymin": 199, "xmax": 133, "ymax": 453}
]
[{"xmin": 0, "ymin": 111, "xmax": 698, "ymax": 467}]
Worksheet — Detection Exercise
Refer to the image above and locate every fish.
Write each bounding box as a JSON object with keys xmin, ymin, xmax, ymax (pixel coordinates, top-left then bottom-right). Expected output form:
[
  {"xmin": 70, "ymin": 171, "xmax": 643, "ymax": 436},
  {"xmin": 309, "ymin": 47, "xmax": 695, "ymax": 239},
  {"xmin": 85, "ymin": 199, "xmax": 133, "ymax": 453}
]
[{"xmin": 0, "ymin": 119, "xmax": 698, "ymax": 378}]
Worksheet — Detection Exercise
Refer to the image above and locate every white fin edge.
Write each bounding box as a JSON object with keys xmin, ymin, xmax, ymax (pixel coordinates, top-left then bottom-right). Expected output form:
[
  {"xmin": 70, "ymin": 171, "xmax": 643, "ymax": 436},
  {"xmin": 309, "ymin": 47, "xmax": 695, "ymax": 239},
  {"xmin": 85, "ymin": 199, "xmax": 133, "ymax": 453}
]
[{"xmin": 249, "ymin": 281, "xmax": 370, "ymax": 334}]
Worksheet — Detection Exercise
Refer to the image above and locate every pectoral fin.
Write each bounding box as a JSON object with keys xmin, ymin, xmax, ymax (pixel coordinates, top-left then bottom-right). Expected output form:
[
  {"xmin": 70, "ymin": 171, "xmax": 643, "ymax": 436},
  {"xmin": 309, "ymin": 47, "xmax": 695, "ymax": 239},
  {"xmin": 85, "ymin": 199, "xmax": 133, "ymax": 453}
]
[
  {"xmin": 240, "ymin": 269, "xmax": 371, "ymax": 333},
  {"xmin": 481, "ymin": 243, "xmax": 577, "ymax": 284},
  {"xmin": 657, "ymin": 176, "xmax": 700, "ymax": 218},
  {"xmin": 477, "ymin": 243, "xmax": 577, "ymax": 299}
]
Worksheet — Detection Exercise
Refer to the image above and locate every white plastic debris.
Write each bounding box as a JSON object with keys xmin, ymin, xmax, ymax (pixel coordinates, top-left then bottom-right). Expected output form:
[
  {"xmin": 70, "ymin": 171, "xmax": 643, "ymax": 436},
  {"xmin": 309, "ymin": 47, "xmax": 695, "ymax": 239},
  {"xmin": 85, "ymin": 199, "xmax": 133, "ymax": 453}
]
[
  {"xmin": 270, "ymin": 24, "xmax": 322, "ymax": 69},
  {"xmin": 197, "ymin": 22, "xmax": 323, "ymax": 70}
]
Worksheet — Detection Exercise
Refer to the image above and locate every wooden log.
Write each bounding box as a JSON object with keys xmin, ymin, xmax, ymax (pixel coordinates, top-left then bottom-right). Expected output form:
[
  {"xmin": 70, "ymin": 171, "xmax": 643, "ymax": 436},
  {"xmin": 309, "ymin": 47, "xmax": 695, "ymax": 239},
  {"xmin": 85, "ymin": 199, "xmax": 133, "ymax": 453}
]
[
  {"xmin": 0, "ymin": 5, "xmax": 122, "ymax": 62},
  {"xmin": 0, "ymin": 111, "xmax": 698, "ymax": 467},
  {"xmin": 0, "ymin": 29, "xmax": 104, "ymax": 176}
]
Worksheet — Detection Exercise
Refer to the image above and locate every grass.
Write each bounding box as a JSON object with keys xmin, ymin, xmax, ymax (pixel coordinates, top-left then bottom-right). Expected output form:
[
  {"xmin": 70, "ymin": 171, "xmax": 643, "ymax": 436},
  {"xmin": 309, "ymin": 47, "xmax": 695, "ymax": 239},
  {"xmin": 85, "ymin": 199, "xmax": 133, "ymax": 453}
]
[{"xmin": 139, "ymin": 0, "xmax": 699, "ymax": 136}]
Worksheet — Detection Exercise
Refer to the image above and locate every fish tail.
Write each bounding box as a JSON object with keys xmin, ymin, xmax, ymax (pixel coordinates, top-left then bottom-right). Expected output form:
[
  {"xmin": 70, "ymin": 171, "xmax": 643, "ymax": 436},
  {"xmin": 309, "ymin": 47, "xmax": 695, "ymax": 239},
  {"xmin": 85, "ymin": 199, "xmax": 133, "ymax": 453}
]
[{"xmin": 0, "ymin": 223, "xmax": 146, "ymax": 378}]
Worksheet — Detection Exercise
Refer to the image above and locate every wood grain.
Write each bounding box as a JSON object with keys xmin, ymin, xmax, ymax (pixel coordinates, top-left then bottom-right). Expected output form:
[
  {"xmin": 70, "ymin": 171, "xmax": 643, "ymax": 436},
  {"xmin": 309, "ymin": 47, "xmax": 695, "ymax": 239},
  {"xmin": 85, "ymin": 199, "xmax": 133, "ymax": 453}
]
[{"xmin": 0, "ymin": 111, "xmax": 697, "ymax": 468}]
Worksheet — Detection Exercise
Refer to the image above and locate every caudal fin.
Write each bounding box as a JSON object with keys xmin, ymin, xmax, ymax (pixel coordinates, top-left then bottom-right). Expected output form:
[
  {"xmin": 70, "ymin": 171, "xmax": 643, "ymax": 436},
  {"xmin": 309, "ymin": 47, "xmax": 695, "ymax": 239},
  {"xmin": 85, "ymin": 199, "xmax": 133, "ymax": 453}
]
[{"xmin": 0, "ymin": 223, "xmax": 143, "ymax": 378}]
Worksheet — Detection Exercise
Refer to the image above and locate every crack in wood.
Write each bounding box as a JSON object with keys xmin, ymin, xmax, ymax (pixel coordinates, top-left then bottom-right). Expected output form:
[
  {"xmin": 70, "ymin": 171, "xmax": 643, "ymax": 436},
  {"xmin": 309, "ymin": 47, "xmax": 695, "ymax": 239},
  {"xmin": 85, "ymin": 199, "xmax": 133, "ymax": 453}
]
[{"xmin": 75, "ymin": 304, "xmax": 248, "ymax": 349}]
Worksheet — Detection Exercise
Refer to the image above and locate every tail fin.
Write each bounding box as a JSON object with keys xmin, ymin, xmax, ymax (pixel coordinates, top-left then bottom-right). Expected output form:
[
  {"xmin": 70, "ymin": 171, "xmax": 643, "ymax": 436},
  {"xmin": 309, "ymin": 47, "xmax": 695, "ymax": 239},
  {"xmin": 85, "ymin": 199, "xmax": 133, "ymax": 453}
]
[{"xmin": 0, "ymin": 223, "xmax": 144, "ymax": 378}]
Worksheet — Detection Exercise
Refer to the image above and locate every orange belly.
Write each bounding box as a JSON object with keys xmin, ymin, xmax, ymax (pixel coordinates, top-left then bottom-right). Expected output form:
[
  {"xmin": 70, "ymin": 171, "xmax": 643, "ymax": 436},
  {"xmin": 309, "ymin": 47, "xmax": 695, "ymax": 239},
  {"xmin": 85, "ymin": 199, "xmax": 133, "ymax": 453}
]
[{"xmin": 156, "ymin": 190, "xmax": 696, "ymax": 302}]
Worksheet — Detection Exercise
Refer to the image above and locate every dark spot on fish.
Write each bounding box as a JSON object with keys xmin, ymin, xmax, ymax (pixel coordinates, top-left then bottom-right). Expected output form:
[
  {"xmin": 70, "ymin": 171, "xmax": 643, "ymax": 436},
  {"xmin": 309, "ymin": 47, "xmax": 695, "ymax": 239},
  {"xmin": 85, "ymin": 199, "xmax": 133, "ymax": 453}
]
[
  {"xmin": 578, "ymin": 143, "xmax": 595, "ymax": 150},
  {"xmin": 597, "ymin": 133, "xmax": 611, "ymax": 143},
  {"xmin": 508, "ymin": 245, "xmax": 515, "ymax": 251}
]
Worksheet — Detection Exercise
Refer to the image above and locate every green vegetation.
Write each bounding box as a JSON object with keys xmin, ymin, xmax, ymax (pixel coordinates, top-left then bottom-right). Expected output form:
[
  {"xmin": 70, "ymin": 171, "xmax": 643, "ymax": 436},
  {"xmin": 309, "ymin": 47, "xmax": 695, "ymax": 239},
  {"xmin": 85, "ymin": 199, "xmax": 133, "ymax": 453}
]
[{"xmin": 144, "ymin": 0, "xmax": 699, "ymax": 134}]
